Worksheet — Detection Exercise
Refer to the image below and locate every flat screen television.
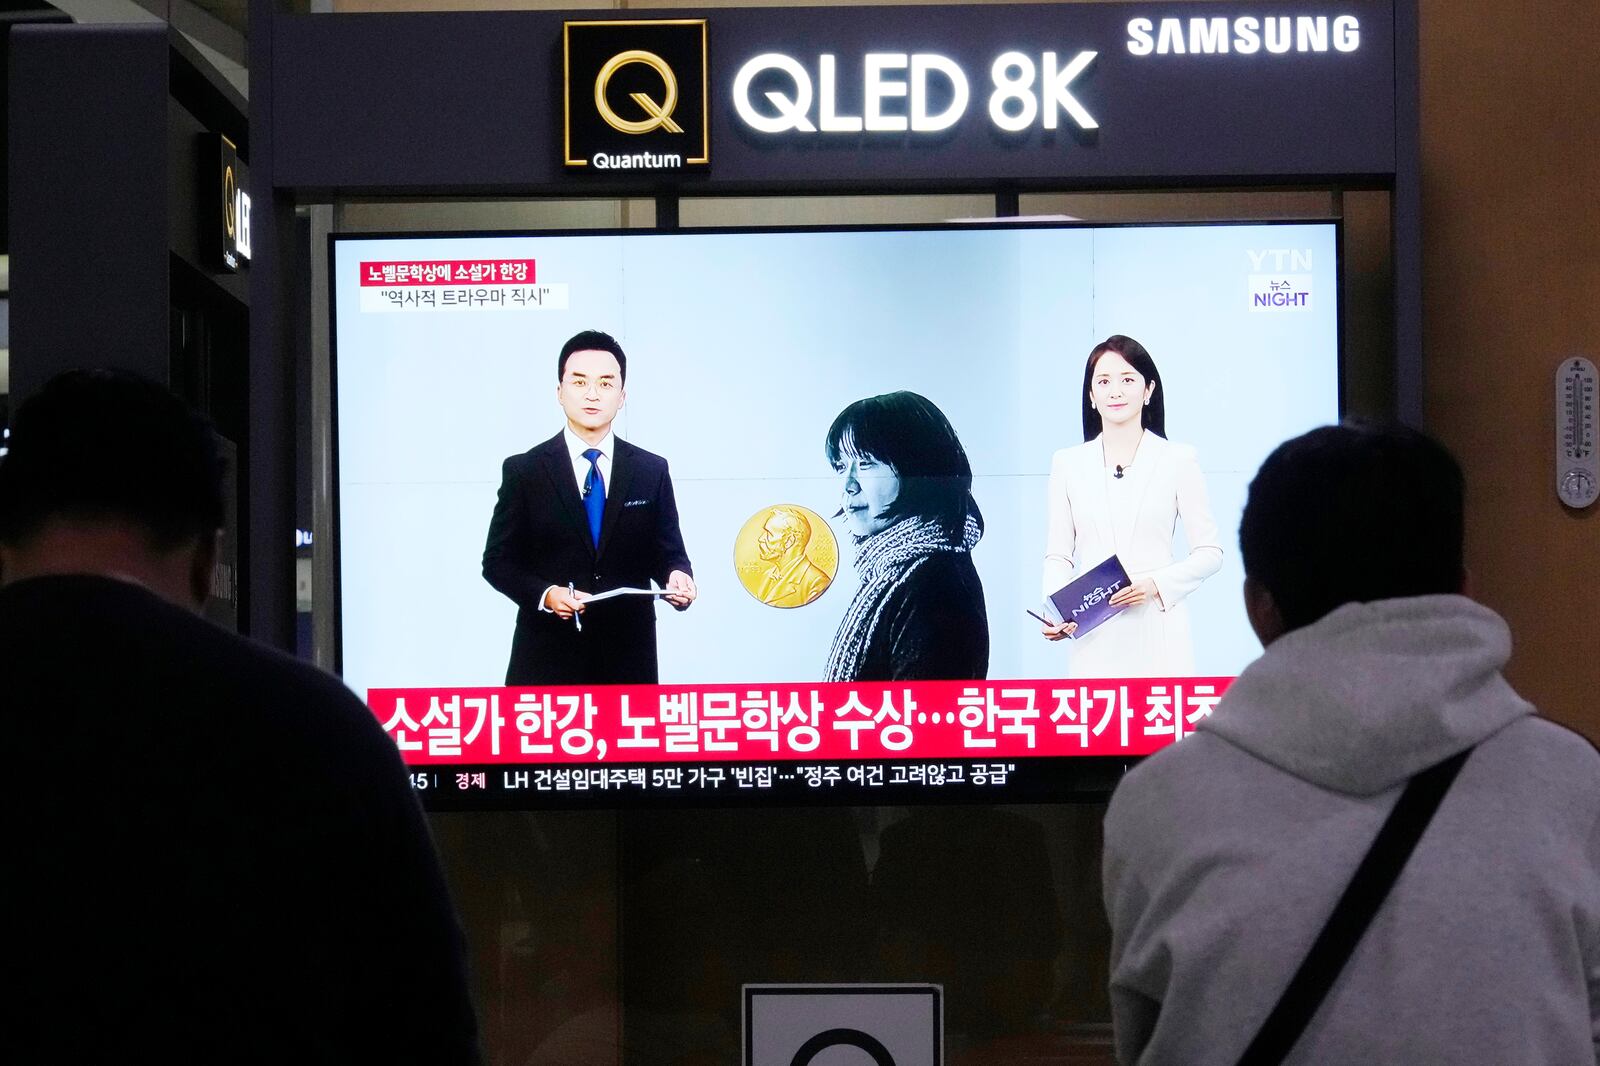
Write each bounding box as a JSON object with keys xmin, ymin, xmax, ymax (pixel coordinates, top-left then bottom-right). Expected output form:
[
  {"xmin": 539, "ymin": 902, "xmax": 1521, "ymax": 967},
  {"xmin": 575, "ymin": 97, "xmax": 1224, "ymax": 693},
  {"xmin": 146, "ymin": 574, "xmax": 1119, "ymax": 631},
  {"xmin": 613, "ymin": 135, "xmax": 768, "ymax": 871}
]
[{"xmin": 330, "ymin": 220, "xmax": 1340, "ymax": 807}]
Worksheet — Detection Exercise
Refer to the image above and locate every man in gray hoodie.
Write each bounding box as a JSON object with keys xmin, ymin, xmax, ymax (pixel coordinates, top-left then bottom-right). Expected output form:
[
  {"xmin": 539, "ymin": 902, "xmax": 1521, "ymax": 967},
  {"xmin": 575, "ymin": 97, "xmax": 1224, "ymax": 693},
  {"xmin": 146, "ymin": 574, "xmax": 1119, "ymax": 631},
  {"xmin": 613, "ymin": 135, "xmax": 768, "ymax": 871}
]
[{"xmin": 1103, "ymin": 422, "xmax": 1600, "ymax": 1064}]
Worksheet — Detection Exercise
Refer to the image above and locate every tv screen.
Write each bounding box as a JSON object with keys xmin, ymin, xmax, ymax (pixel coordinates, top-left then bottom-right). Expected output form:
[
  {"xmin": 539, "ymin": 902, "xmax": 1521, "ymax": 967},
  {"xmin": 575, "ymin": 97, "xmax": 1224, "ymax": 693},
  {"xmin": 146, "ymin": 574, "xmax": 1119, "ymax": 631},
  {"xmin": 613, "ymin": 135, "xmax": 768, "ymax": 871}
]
[{"xmin": 331, "ymin": 221, "xmax": 1340, "ymax": 807}]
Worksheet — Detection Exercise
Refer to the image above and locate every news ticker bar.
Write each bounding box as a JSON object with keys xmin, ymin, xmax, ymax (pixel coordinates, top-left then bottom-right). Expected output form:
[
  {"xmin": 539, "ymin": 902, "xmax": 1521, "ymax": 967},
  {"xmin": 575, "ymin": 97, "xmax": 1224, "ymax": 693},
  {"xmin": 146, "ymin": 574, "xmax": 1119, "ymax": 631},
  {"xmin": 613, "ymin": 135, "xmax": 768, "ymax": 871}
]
[
  {"xmin": 405, "ymin": 756, "xmax": 1141, "ymax": 810},
  {"xmin": 371, "ymin": 676, "xmax": 1233, "ymax": 767}
]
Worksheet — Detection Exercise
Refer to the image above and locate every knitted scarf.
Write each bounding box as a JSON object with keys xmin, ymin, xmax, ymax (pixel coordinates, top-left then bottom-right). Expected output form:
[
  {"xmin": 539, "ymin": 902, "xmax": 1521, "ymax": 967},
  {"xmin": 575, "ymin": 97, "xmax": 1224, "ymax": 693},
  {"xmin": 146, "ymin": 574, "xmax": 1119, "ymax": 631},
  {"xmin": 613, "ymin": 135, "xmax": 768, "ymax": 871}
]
[{"xmin": 824, "ymin": 511, "xmax": 983, "ymax": 682}]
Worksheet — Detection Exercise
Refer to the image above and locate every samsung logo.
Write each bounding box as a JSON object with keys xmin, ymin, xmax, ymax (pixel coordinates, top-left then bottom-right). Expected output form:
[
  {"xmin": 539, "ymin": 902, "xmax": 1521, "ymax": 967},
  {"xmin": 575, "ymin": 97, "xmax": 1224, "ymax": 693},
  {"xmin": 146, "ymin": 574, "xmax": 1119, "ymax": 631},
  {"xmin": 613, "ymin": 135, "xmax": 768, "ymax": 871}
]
[{"xmin": 1127, "ymin": 15, "xmax": 1360, "ymax": 56}]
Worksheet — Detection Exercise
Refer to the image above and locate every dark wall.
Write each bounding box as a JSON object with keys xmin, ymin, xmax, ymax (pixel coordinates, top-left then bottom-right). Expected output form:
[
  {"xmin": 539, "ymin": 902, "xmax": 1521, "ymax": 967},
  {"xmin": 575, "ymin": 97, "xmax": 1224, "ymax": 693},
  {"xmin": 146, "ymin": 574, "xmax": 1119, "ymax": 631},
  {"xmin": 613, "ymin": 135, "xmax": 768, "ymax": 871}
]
[
  {"xmin": 9, "ymin": 21, "xmax": 255, "ymax": 634},
  {"xmin": 0, "ymin": 2, "xmax": 70, "ymax": 254},
  {"xmin": 9, "ymin": 23, "xmax": 170, "ymax": 399},
  {"xmin": 1421, "ymin": 0, "xmax": 1600, "ymax": 731}
]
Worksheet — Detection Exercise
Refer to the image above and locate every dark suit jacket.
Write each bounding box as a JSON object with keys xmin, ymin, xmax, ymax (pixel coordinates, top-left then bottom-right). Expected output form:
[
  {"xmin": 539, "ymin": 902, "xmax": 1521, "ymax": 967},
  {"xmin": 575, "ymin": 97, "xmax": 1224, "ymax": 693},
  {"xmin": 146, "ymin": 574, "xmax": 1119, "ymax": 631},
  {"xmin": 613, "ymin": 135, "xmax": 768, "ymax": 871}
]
[{"xmin": 482, "ymin": 432, "xmax": 693, "ymax": 685}]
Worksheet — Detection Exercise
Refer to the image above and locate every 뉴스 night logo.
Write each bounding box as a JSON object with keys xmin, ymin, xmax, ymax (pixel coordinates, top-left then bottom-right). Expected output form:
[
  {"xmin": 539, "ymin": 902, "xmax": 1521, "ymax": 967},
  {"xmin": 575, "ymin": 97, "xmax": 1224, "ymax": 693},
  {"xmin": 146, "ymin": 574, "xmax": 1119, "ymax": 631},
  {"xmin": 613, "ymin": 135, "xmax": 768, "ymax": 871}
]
[
  {"xmin": 1247, "ymin": 248, "xmax": 1314, "ymax": 311},
  {"xmin": 564, "ymin": 19, "xmax": 709, "ymax": 170}
]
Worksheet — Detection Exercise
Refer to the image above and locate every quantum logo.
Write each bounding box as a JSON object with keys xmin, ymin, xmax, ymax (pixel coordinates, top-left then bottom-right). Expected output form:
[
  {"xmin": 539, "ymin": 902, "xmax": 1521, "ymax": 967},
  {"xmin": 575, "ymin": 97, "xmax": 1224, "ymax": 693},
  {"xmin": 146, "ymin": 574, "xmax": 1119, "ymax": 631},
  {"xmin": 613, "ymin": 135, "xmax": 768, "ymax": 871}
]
[
  {"xmin": 564, "ymin": 20, "xmax": 709, "ymax": 169},
  {"xmin": 223, "ymin": 162, "xmax": 236, "ymax": 240},
  {"xmin": 215, "ymin": 134, "xmax": 250, "ymax": 271},
  {"xmin": 594, "ymin": 49, "xmax": 682, "ymax": 135}
]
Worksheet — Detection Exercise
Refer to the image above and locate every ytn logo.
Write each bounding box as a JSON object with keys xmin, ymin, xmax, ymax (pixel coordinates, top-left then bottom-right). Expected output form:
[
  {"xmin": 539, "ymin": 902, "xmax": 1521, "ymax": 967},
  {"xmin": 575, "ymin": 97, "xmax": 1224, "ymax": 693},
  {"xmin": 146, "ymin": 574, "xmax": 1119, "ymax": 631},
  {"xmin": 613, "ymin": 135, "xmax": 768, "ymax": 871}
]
[{"xmin": 1247, "ymin": 248, "xmax": 1314, "ymax": 271}]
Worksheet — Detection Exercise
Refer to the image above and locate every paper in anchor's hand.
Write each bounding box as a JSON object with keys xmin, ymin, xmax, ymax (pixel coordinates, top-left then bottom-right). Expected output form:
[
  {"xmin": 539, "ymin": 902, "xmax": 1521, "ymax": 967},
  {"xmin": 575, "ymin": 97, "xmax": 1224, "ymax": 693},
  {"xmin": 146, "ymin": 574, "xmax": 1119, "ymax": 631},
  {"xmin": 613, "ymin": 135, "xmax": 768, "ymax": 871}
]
[
  {"xmin": 1046, "ymin": 555, "xmax": 1134, "ymax": 639},
  {"xmin": 581, "ymin": 586, "xmax": 677, "ymax": 604}
]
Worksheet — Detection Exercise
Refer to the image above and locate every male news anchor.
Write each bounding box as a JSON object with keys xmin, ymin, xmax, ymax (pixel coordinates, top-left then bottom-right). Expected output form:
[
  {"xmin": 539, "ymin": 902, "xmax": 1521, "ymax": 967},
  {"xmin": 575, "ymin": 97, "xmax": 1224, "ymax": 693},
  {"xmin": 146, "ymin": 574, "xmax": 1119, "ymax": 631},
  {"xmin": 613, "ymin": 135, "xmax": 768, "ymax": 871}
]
[{"xmin": 483, "ymin": 330, "xmax": 696, "ymax": 684}]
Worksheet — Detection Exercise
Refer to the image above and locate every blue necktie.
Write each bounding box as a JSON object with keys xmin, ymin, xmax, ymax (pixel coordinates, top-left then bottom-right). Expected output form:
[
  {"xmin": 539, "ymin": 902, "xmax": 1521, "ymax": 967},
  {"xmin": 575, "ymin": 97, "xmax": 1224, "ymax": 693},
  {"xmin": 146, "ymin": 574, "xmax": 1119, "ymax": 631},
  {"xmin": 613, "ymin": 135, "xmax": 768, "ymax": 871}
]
[{"xmin": 582, "ymin": 447, "xmax": 605, "ymax": 549}]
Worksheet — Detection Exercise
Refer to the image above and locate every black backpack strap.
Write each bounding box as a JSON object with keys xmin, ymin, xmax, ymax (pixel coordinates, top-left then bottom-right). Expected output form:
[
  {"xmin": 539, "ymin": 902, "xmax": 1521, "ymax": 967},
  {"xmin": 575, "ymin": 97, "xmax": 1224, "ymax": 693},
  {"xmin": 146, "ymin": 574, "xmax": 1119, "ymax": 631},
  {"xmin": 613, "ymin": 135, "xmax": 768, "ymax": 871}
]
[{"xmin": 1235, "ymin": 747, "xmax": 1473, "ymax": 1066}]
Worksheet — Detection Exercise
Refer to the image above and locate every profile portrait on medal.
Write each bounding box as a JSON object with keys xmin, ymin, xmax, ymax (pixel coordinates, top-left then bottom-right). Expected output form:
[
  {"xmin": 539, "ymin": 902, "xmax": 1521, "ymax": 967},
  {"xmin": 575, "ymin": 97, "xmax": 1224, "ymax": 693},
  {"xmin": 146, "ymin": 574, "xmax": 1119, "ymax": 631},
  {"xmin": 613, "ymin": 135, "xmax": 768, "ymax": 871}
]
[
  {"xmin": 1039, "ymin": 334, "xmax": 1222, "ymax": 678},
  {"xmin": 735, "ymin": 504, "xmax": 837, "ymax": 609},
  {"xmin": 823, "ymin": 390, "xmax": 988, "ymax": 682}
]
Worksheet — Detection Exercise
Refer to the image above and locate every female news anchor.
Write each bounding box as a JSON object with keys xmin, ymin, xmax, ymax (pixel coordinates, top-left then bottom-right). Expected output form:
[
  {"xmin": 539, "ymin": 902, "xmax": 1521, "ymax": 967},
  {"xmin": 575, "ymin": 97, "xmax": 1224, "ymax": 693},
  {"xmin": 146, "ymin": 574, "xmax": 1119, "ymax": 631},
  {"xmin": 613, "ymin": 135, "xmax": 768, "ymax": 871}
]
[
  {"xmin": 823, "ymin": 391, "xmax": 988, "ymax": 682},
  {"xmin": 1039, "ymin": 335, "xmax": 1222, "ymax": 677}
]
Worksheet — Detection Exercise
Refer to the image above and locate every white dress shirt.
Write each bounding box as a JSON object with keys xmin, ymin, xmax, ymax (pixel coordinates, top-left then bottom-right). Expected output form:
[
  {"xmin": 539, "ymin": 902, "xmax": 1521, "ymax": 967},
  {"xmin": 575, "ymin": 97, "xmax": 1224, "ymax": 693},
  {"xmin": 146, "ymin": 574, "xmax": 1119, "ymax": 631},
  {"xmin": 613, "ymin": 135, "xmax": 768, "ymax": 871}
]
[{"xmin": 563, "ymin": 425, "xmax": 615, "ymax": 496}]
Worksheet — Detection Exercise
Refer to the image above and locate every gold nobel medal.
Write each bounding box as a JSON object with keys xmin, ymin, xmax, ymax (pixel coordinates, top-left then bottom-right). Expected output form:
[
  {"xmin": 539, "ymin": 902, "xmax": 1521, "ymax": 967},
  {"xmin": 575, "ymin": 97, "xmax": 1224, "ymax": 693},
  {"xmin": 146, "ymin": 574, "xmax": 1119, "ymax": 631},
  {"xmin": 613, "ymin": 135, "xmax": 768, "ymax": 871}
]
[{"xmin": 733, "ymin": 504, "xmax": 839, "ymax": 609}]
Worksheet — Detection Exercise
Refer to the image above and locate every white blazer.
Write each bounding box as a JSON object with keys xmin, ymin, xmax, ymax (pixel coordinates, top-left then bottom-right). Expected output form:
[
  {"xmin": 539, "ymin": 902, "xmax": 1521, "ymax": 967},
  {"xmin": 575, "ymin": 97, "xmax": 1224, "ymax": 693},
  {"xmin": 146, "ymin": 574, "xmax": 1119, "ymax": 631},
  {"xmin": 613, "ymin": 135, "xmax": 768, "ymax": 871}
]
[{"xmin": 1043, "ymin": 432, "xmax": 1223, "ymax": 678}]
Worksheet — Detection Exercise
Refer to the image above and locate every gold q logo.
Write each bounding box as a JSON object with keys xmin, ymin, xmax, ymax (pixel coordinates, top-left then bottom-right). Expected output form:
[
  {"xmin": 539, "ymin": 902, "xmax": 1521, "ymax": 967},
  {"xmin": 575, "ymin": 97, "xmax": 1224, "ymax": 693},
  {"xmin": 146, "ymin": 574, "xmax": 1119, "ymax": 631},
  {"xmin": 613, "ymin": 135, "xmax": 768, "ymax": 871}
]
[
  {"xmin": 223, "ymin": 164, "xmax": 236, "ymax": 239},
  {"xmin": 594, "ymin": 50, "xmax": 683, "ymax": 134}
]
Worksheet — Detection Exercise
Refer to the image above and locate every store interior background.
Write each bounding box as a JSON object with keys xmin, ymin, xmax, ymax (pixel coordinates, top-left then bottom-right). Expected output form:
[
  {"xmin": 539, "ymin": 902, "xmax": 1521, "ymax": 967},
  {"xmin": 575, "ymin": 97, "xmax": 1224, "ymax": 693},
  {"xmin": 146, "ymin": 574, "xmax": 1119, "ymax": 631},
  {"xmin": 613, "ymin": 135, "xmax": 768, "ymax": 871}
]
[
  {"xmin": 1, "ymin": 0, "xmax": 1594, "ymax": 1063},
  {"xmin": 10, "ymin": 0, "xmax": 1594, "ymax": 727}
]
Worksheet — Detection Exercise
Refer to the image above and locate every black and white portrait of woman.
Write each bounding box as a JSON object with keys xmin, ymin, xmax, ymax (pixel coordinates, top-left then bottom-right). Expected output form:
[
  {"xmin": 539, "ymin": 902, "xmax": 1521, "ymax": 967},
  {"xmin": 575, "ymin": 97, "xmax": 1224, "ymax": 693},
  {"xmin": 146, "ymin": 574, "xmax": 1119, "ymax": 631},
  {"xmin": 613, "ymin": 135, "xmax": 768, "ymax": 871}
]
[{"xmin": 822, "ymin": 391, "xmax": 988, "ymax": 682}]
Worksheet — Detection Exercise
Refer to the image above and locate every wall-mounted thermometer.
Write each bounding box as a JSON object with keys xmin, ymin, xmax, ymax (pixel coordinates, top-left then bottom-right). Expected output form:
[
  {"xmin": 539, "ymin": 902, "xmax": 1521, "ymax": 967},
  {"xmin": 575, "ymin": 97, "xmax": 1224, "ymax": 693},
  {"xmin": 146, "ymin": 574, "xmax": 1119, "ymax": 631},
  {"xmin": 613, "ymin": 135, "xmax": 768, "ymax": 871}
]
[{"xmin": 1556, "ymin": 356, "xmax": 1597, "ymax": 509}]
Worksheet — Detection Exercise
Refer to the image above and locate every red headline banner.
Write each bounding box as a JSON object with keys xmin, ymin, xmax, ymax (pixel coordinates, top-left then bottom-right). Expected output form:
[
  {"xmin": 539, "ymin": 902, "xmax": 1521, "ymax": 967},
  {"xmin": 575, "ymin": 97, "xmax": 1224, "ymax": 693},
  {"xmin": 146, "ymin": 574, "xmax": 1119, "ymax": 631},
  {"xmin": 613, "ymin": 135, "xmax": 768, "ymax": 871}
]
[
  {"xmin": 369, "ymin": 677, "xmax": 1233, "ymax": 765},
  {"xmin": 358, "ymin": 259, "xmax": 536, "ymax": 286}
]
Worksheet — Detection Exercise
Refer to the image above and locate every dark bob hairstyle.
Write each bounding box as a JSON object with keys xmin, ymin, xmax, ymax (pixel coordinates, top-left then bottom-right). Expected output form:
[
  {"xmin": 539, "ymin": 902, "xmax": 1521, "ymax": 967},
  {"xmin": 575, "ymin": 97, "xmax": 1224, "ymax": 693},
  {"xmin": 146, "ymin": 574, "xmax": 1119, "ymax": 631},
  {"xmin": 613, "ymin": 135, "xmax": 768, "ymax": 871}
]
[
  {"xmin": 825, "ymin": 391, "xmax": 982, "ymax": 536},
  {"xmin": 1080, "ymin": 334, "xmax": 1167, "ymax": 442}
]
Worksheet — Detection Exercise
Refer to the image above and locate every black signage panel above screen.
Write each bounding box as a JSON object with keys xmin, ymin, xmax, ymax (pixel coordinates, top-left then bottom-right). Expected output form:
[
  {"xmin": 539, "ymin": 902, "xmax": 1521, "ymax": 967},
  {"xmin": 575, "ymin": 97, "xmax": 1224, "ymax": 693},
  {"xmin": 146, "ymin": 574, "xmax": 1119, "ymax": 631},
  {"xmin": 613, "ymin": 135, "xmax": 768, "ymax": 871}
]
[
  {"xmin": 563, "ymin": 19, "xmax": 709, "ymax": 171},
  {"xmin": 710, "ymin": 2, "xmax": 1393, "ymax": 185},
  {"xmin": 272, "ymin": 0, "xmax": 1397, "ymax": 192}
]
